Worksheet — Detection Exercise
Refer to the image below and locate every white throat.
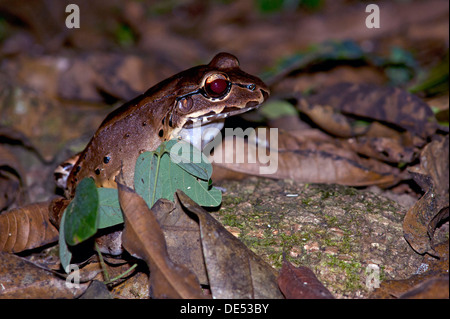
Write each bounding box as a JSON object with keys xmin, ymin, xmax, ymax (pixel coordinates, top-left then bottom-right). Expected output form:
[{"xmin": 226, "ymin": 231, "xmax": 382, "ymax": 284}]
[{"xmin": 177, "ymin": 119, "xmax": 225, "ymax": 150}]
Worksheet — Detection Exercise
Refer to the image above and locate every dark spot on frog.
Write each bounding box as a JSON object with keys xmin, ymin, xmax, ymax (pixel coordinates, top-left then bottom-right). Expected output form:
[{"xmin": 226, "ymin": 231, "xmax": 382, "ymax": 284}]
[
  {"xmin": 74, "ymin": 165, "xmax": 81, "ymax": 176},
  {"xmin": 158, "ymin": 129, "xmax": 164, "ymax": 137},
  {"xmin": 142, "ymin": 121, "xmax": 147, "ymax": 126},
  {"xmin": 124, "ymin": 133, "xmax": 130, "ymax": 139},
  {"xmin": 95, "ymin": 168, "xmax": 101, "ymax": 175}
]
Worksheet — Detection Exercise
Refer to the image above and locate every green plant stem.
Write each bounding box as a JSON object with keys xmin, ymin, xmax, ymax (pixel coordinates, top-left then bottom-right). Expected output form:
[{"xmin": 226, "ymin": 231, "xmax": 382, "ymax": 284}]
[
  {"xmin": 95, "ymin": 242, "xmax": 138, "ymax": 285},
  {"xmin": 151, "ymin": 152, "xmax": 162, "ymax": 207},
  {"xmin": 105, "ymin": 263, "xmax": 138, "ymax": 285},
  {"xmin": 95, "ymin": 242, "xmax": 110, "ymax": 283}
]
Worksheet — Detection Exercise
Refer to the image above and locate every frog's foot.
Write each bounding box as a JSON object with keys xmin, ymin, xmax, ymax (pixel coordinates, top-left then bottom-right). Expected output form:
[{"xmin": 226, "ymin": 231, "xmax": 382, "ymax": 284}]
[{"xmin": 54, "ymin": 153, "xmax": 80, "ymax": 189}]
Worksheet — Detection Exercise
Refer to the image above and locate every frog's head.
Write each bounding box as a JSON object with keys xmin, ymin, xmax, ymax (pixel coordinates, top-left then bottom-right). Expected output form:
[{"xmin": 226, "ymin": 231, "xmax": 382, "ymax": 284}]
[
  {"xmin": 61, "ymin": 53, "xmax": 269, "ymax": 196},
  {"xmin": 156, "ymin": 52, "xmax": 270, "ymax": 149}
]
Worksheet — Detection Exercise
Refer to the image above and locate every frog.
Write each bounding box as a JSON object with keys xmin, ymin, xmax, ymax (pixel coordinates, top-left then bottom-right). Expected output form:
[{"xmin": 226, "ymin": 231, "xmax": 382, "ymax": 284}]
[{"xmin": 55, "ymin": 53, "xmax": 270, "ymax": 198}]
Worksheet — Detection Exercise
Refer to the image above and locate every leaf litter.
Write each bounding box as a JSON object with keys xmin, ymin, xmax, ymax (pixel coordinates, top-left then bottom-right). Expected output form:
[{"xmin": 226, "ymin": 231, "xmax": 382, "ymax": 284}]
[{"xmin": 0, "ymin": 0, "xmax": 448, "ymax": 299}]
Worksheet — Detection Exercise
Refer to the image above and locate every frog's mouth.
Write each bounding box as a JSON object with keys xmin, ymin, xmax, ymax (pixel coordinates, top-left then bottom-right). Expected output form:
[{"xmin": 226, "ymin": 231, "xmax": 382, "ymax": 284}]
[
  {"xmin": 178, "ymin": 101, "xmax": 260, "ymax": 150},
  {"xmin": 183, "ymin": 101, "xmax": 260, "ymax": 129}
]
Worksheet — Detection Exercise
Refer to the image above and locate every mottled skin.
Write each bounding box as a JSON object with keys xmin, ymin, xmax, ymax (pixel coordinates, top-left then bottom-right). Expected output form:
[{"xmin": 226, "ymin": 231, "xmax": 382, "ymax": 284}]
[{"xmin": 63, "ymin": 53, "xmax": 269, "ymax": 198}]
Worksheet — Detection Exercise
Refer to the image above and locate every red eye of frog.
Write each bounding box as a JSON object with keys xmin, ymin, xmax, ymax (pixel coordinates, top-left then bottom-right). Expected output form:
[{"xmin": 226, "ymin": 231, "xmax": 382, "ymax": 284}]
[{"xmin": 204, "ymin": 74, "xmax": 230, "ymax": 98}]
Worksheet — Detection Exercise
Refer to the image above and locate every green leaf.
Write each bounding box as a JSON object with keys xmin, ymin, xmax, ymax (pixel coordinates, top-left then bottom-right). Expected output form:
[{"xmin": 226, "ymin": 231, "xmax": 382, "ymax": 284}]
[
  {"xmin": 58, "ymin": 210, "xmax": 72, "ymax": 272},
  {"xmin": 154, "ymin": 152, "xmax": 183, "ymax": 202},
  {"xmin": 185, "ymin": 179, "xmax": 222, "ymax": 207},
  {"xmin": 97, "ymin": 187, "xmax": 123, "ymax": 228},
  {"xmin": 134, "ymin": 151, "xmax": 160, "ymax": 207},
  {"xmin": 167, "ymin": 140, "xmax": 211, "ymax": 180},
  {"xmin": 134, "ymin": 140, "xmax": 222, "ymax": 208},
  {"xmin": 156, "ymin": 153, "xmax": 222, "ymax": 206},
  {"xmin": 259, "ymin": 100, "xmax": 298, "ymax": 120},
  {"xmin": 64, "ymin": 177, "xmax": 99, "ymax": 246}
]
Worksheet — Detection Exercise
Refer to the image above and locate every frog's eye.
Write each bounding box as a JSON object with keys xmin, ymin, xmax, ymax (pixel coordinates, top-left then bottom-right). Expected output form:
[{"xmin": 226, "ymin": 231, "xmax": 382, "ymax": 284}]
[{"xmin": 204, "ymin": 74, "xmax": 230, "ymax": 99}]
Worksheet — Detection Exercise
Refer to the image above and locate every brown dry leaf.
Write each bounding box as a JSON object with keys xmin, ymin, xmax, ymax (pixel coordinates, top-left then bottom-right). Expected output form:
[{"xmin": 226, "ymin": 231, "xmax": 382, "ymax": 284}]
[
  {"xmin": 0, "ymin": 125, "xmax": 44, "ymax": 160},
  {"xmin": 346, "ymin": 136, "xmax": 416, "ymax": 164},
  {"xmin": 399, "ymin": 276, "xmax": 449, "ymax": 299},
  {"xmin": 371, "ymin": 274, "xmax": 449, "ymax": 299},
  {"xmin": 0, "ymin": 251, "xmax": 89, "ymax": 298},
  {"xmin": 0, "ymin": 201, "xmax": 59, "ymax": 253},
  {"xmin": 0, "ymin": 83, "xmax": 107, "ymax": 162},
  {"xmin": 277, "ymin": 260, "xmax": 334, "ymax": 299},
  {"xmin": 57, "ymin": 53, "xmax": 153, "ymax": 103},
  {"xmin": 152, "ymin": 198, "xmax": 209, "ymax": 285},
  {"xmin": 79, "ymin": 280, "xmax": 112, "ymax": 299},
  {"xmin": 271, "ymin": 65, "xmax": 387, "ymax": 96},
  {"xmin": 211, "ymin": 129, "xmax": 400, "ymax": 187},
  {"xmin": 0, "ymin": 145, "xmax": 25, "ymax": 211},
  {"xmin": 403, "ymin": 135, "xmax": 449, "ymax": 255},
  {"xmin": 298, "ymin": 83, "xmax": 438, "ymax": 139},
  {"xmin": 174, "ymin": 190, "xmax": 284, "ymax": 299},
  {"xmin": 117, "ymin": 182, "xmax": 205, "ymax": 299}
]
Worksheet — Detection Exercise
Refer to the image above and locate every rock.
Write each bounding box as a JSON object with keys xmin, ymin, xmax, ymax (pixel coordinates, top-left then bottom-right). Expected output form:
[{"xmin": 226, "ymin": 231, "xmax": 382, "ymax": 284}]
[{"xmin": 213, "ymin": 177, "xmax": 424, "ymax": 298}]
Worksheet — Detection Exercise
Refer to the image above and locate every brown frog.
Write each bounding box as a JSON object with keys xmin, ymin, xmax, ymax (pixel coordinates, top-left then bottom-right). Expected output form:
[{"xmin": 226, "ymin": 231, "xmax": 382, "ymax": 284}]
[{"xmin": 55, "ymin": 53, "xmax": 269, "ymax": 198}]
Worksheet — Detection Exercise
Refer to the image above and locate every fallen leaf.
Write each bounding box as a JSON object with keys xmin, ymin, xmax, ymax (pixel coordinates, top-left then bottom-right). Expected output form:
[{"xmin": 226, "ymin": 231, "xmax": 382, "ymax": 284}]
[
  {"xmin": 398, "ymin": 276, "xmax": 449, "ymax": 299},
  {"xmin": 0, "ymin": 144, "xmax": 25, "ymax": 211},
  {"xmin": 403, "ymin": 135, "xmax": 449, "ymax": 255},
  {"xmin": 0, "ymin": 251, "xmax": 89, "ymax": 298},
  {"xmin": 298, "ymin": 82, "xmax": 438, "ymax": 139},
  {"xmin": 174, "ymin": 190, "xmax": 284, "ymax": 299},
  {"xmin": 277, "ymin": 260, "xmax": 334, "ymax": 299},
  {"xmin": 79, "ymin": 280, "xmax": 112, "ymax": 299},
  {"xmin": 57, "ymin": 54, "xmax": 147, "ymax": 102},
  {"xmin": 211, "ymin": 130, "xmax": 400, "ymax": 187},
  {"xmin": 153, "ymin": 198, "xmax": 209, "ymax": 285},
  {"xmin": 0, "ymin": 125, "xmax": 45, "ymax": 161},
  {"xmin": 370, "ymin": 274, "xmax": 449, "ymax": 299},
  {"xmin": 346, "ymin": 136, "xmax": 415, "ymax": 164},
  {"xmin": 0, "ymin": 202, "xmax": 59, "ymax": 253},
  {"xmin": 118, "ymin": 182, "xmax": 205, "ymax": 299}
]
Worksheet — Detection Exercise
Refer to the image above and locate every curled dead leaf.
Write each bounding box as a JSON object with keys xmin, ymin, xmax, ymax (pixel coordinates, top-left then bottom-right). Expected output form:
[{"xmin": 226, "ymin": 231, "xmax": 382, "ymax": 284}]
[
  {"xmin": 403, "ymin": 135, "xmax": 449, "ymax": 255},
  {"xmin": 174, "ymin": 190, "xmax": 284, "ymax": 299},
  {"xmin": 117, "ymin": 182, "xmax": 205, "ymax": 299},
  {"xmin": 0, "ymin": 201, "xmax": 59, "ymax": 253},
  {"xmin": 153, "ymin": 198, "xmax": 209, "ymax": 285}
]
